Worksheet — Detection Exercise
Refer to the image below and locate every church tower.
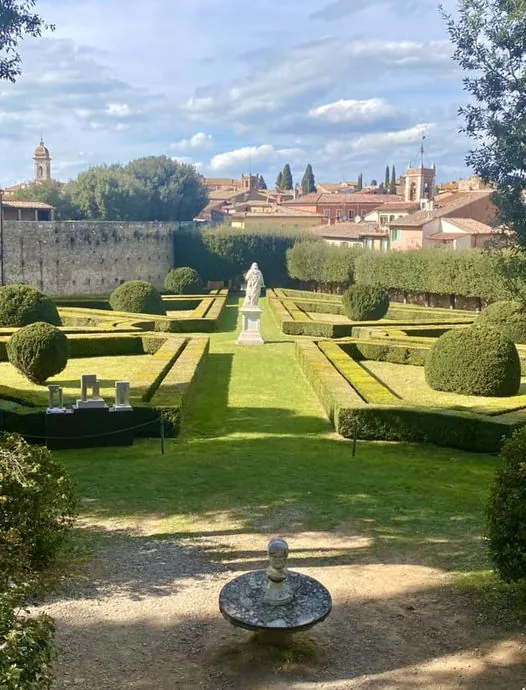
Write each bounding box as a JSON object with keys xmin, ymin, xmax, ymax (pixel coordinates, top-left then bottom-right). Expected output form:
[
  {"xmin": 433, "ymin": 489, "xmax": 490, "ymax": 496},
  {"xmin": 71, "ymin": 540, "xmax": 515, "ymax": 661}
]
[
  {"xmin": 404, "ymin": 136, "xmax": 436, "ymax": 202},
  {"xmin": 34, "ymin": 138, "xmax": 51, "ymax": 182}
]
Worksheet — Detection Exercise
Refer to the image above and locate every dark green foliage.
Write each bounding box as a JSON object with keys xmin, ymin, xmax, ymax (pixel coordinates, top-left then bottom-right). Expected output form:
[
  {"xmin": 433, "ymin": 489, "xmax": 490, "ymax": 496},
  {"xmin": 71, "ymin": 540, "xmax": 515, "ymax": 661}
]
[
  {"xmin": 164, "ymin": 267, "xmax": 203, "ymax": 294},
  {"xmin": 0, "ymin": 433, "xmax": 75, "ymax": 580},
  {"xmin": 370, "ymin": 179, "xmax": 378, "ymax": 186},
  {"xmin": 425, "ymin": 325, "xmax": 521, "ymax": 396},
  {"xmin": 390, "ymin": 165, "xmax": 397, "ymax": 194},
  {"xmin": 9, "ymin": 180, "xmax": 80, "ymax": 220},
  {"xmin": 342, "ymin": 285, "xmax": 389, "ymax": 321},
  {"xmin": 384, "ymin": 165, "xmax": 390, "ymax": 188},
  {"xmin": 286, "ymin": 240, "xmax": 361, "ymax": 290},
  {"xmin": 440, "ymin": 1, "xmax": 526, "ymax": 246},
  {"xmin": 356, "ymin": 173, "xmax": 363, "ymax": 190},
  {"xmin": 7, "ymin": 323, "xmax": 69, "ymax": 385},
  {"xmin": 68, "ymin": 156, "xmax": 208, "ymax": 221},
  {"xmin": 0, "ymin": 0, "xmax": 53, "ymax": 83},
  {"xmin": 487, "ymin": 427, "xmax": 526, "ymax": 581},
  {"xmin": 281, "ymin": 164, "xmax": 293, "ymax": 190},
  {"xmin": 276, "ymin": 171, "xmax": 283, "ymax": 189},
  {"xmin": 477, "ymin": 300, "xmax": 526, "ymax": 343},
  {"xmin": 173, "ymin": 226, "xmax": 304, "ymax": 286},
  {"xmin": 0, "ymin": 284, "xmax": 61, "ymax": 327},
  {"xmin": 355, "ymin": 248, "xmax": 526, "ymax": 301},
  {"xmin": 341, "ymin": 342, "xmax": 428, "ymax": 367},
  {"xmin": 110, "ymin": 280, "xmax": 166, "ymax": 315},
  {"xmin": 301, "ymin": 164, "xmax": 316, "ymax": 194},
  {"xmin": 0, "ymin": 586, "xmax": 56, "ymax": 689},
  {"xmin": 258, "ymin": 176, "xmax": 267, "ymax": 190}
]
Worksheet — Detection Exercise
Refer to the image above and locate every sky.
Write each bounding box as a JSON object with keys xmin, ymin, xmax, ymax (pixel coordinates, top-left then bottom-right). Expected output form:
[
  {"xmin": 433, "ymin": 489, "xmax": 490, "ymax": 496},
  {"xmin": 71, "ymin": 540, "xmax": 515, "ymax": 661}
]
[{"xmin": 0, "ymin": 0, "xmax": 477, "ymax": 187}]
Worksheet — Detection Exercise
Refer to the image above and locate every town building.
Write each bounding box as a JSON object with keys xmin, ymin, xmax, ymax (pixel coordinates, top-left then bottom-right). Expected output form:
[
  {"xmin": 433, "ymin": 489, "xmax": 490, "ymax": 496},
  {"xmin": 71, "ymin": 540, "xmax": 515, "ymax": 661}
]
[
  {"xmin": 230, "ymin": 205, "xmax": 322, "ymax": 230},
  {"xmin": 1, "ymin": 199, "xmax": 55, "ymax": 221},
  {"xmin": 282, "ymin": 192, "xmax": 401, "ymax": 224},
  {"xmin": 309, "ymin": 221, "xmax": 389, "ymax": 250}
]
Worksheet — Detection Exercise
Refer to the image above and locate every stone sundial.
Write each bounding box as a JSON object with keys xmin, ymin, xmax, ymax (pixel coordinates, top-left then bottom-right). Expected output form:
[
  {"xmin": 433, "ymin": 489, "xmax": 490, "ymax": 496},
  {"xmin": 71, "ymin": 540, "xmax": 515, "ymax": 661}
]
[{"xmin": 219, "ymin": 538, "xmax": 332, "ymax": 644}]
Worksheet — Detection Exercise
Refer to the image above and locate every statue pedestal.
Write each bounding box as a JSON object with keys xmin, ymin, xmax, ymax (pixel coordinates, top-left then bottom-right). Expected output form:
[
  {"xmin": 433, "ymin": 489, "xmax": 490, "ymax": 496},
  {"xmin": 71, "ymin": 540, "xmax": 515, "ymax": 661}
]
[{"xmin": 237, "ymin": 306, "xmax": 264, "ymax": 346}]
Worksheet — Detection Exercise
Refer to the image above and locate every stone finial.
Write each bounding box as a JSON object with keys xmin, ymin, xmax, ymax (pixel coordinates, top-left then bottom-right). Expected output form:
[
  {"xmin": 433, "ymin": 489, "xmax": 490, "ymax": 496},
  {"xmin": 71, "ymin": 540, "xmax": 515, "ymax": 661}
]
[
  {"xmin": 48, "ymin": 384, "xmax": 64, "ymax": 410},
  {"xmin": 114, "ymin": 381, "xmax": 131, "ymax": 408},
  {"xmin": 263, "ymin": 537, "xmax": 293, "ymax": 606}
]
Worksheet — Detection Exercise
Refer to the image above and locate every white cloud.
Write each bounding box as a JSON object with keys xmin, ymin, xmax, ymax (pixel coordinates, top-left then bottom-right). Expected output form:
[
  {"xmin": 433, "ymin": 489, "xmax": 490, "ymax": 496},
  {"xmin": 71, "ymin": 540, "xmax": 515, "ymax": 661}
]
[
  {"xmin": 353, "ymin": 123, "xmax": 434, "ymax": 151},
  {"xmin": 309, "ymin": 98, "xmax": 395, "ymax": 124},
  {"xmin": 209, "ymin": 144, "xmax": 304, "ymax": 172},
  {"xmin": 171, "ymin": 132, "xmax": 214, "ymax": 152},
  {"xmin": 106, "ymin": 103, "xmax": 132, "ymax": 117}
]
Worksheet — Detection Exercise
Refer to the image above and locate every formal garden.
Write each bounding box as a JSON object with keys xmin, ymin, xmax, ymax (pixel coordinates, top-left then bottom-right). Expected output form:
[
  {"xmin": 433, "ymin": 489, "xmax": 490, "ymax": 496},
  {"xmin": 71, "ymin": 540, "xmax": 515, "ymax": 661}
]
[{"xmin": 2, "ymin": 228, "xmax": 526, "ymax": 689}]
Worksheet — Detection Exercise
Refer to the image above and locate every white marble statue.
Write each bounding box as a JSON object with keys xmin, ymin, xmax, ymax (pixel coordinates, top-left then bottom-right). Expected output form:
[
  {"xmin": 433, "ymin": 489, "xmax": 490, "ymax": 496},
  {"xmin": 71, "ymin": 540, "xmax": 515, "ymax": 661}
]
[{"xmin": 243, "ymin": 262, "xmax": 265, "ymax": 308}]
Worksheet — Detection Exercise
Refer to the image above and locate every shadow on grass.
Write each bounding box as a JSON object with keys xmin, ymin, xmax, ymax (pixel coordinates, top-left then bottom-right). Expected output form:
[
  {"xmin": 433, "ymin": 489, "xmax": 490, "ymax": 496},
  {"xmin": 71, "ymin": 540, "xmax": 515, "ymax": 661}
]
[{"xmin": 45, "ymin": 564, "xmax": 526, "ymax": 689}]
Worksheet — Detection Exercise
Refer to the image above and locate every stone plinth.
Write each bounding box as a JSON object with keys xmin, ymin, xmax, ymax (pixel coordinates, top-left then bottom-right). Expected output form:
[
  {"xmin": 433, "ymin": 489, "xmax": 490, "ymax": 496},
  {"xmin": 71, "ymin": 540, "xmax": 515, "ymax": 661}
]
[
  {"xmin": 219, "ymin": 570, "xmax": 332, "ymax": 635},
  {"xmin": 237, "ymin": 306, "xmax": 264, "ymax": 346}
]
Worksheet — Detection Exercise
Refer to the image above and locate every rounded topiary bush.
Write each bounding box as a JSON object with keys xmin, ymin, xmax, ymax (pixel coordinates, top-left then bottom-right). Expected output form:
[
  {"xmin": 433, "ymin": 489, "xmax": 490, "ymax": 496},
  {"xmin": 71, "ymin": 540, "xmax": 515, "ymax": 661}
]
[
  {"xmin": 487, "ymin": 426, "xmax": 526, "ymax": 582},
  {"xmin": 425, "ymin": 325, "xmax": 521, "ymax": 397},
  {"xmin": 477, "ymin": 300, "xmax": 526, "ymax": 344},
  {"xmin": 7, "ymin": 322, "xmax": 69, "ymax": 385},
  {"xmin": 109, "ymin": 280, "xmax": 166, "ymax": 315},
  {"xmin": 0, "ymin": 284, "xmax": 61, "ymax": 327},
  {"xmin": 342, "ymin": 284, "xmax": 389, "ymax": 321},
  {"xmin": 164, "ymin": 266, "xmax": 203, "ymax": 295}
]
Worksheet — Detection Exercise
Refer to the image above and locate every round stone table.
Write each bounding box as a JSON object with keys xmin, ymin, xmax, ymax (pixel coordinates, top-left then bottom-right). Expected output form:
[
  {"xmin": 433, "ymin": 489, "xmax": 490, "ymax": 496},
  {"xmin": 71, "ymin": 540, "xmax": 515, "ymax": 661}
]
[{"xmin": 219, "ymin": 570, "xmax": 332, "ymax": 645}]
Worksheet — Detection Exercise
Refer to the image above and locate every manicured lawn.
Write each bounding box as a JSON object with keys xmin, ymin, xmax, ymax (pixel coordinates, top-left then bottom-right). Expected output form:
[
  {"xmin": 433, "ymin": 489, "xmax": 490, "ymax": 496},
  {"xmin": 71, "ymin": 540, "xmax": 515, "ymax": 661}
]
[
  {"xmin": 57, "ymin": 298, "xmax": 500, "ymax": 573},
  {"xmin": 0, "ymin": 355, "xmax": 154, "ymax": 406},
  {"xmin": 363, "ymin": 360, "xmax": 526, "ymax": 414}
]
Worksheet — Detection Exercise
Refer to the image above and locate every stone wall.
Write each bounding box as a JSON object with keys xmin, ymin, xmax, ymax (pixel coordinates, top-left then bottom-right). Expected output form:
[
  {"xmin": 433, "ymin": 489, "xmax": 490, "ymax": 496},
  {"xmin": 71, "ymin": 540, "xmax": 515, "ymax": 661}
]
[{"xmin": 2, "ymin": 220, "xmax": 194, "ymax": 296}]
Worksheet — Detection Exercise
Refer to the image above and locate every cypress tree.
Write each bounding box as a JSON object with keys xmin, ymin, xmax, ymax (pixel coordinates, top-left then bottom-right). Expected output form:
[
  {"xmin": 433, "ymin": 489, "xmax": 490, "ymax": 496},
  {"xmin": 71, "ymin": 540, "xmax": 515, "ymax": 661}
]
[
  {"xmin": 356, "ymin": 173, "xmax": 363, "ymax": 191},
  {"xmin": 276, "ymin": 171, "xmax": 283, "ymax": 189},
  {"xmin": 259, "ymin": 175, "xmax": 267, "ymax": 190},
  {"xmin": 301, "ymin": 164, "xmax": 316, "ymax": 195},
  {"xmin": 384, "ymin": 165, "xmax": 390, "ymax": 188},
  {"xmin": 281, "ymin": 164, "xmax": 293, "ymax": 190},
  {"xmin": 389, "ymin": 165, "xmax": 397, "ymax": 194}
]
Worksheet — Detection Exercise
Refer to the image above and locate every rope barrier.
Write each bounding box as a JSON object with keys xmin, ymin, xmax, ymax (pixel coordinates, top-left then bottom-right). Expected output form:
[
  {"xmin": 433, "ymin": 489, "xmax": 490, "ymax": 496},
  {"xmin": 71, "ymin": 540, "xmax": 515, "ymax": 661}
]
[{"xmin": 6, "ymin": 415, "xmax": 164, "ymax": 441}]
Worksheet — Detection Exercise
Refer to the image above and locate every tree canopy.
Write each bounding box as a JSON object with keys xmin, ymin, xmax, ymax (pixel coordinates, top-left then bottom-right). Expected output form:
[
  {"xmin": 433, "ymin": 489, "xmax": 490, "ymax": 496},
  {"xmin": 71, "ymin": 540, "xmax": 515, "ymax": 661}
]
[
  {"xmin": 440, "ymin": 0, "xmax": 526, "ymax": 245},
  {"xmin": 0, "ymin": 0, "xmax": 53, "ymax": 82},
  {"xmin": 9, "ymin": 180, "xmax": 79, "ymax": 219},
  {"xmin": 280, "ymin": 164, "xmax": 293, "ymax": 190},
  {"xmin": 389, "ymin": 165, "xmax": 397, "ymax": 194},
  {"xmin": 301, "ymin": 164, "xmax": 316, "ymax": 195}
]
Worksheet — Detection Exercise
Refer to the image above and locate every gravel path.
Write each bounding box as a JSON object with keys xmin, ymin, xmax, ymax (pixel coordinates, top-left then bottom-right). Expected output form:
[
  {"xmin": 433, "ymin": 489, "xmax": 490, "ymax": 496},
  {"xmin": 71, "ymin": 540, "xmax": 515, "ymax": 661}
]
[{"xmin": 39, "ymin": 530, "xmax": 526, "ymax": 689}]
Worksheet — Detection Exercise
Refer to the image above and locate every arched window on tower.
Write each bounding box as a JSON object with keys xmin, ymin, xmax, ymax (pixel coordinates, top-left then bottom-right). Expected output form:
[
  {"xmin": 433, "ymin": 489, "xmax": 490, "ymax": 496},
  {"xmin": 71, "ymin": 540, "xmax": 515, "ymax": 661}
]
[
  {"xmin": 424, "ymin": 182, "xmax": 430, "ymax": 199},
  {"xmin": 38, "ymin": 165, "xmax": 43, "ymax": 179},
  {"xmin": 409, "ymin": 182, "xmax": 417, "ymax": 201}
]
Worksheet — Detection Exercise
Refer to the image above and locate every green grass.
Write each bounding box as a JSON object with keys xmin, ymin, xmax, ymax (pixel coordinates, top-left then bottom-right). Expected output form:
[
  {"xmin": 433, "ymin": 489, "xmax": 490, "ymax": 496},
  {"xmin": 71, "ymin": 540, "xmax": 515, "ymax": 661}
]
[
  {"xmin": 54, "ymin": 298, "xmax": 502, "ymax": 576},
  {"xmin": 0, "ymin": 355, "xmax": 154, "ymax": 406}
]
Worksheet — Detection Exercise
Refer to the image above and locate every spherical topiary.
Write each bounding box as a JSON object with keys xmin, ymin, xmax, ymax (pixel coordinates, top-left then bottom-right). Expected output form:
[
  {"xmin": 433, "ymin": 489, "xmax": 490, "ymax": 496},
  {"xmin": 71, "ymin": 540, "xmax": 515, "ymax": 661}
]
[
  {"xmin": 164, "ymin": 267, "xmax": 203, "ymax": 294},
  {"xmin": 109, "ymin": 280, "xmax": 166, "ymax": 315},
  {"xmin": 342, "ymin": 284, "xmax": 389, "ymax": 321},
  {"xmin": 7, "ymin": 322, "xmax": 69, "ymax": 385},
  {"xmin": 425, "ymin": 325, "xmax": 521, "ymax": 397},
  {"xmin": 487, "ymin": 426, "xmax": 526, "ymax": 582},
  {"xmin": 0, "ymin": 284, "xmax": 61, "ymax": 327},
  {"xmin": 477, "ymin": 300, "xmax": 526, "ymax": 344}
]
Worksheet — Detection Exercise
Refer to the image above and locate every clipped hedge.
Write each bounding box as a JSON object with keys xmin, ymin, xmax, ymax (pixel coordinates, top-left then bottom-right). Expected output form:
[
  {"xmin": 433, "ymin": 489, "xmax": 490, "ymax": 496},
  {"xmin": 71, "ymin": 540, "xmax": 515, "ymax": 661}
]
[
  {"xmin": 342, "ymin": 285, "xmax": 389, "ymax": 321},
  {"xmin": 487, "ymin": 427, "xmax": 526, "ymax": 582},
  {"xmin": 173, "ymin": 226, "xmax": 304, "ymax": 286},
  {"xmin": 296, "ymin": 340, "xmax": 516, "ymax": 453},
  {"xmin": 286, "ymin": 240, "xmax": 361, "ymax": 290},
  {"xmin": 165, "ymin": 266, "xmax": 203, "ymax": 294},
  {"xmin": 7, "ymin": 323, "xmax": 69, "ymax": 385},
  {"xmin": 110, "ymin": 280, "xmax": 166, "ymax": 315},
  {"xmin": 477, "ymin": 300, "xmax": 526, "ymax": 343},
  {"xmin": 425, "ymin": 326, "xmax": 521, "ymax": 397},
  {"xmin": 0, "ymin": 284, "xmax": 61, "ymax": 328},
  {"xmin": 355, "ymin": 248, "xmax": 526, "ymax": 302},
  {"xmin": 340, "ymin": 340, "xmax": 429, "ymax": 367}
]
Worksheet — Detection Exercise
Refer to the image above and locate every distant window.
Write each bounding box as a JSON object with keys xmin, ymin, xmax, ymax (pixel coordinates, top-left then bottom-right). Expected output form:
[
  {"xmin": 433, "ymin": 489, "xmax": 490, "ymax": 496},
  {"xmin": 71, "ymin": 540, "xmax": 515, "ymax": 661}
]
[
  {"xmin": 380, "ymin": 215, "xmax": 388, "ymax": 224},
  {"xmin": 365, "ymin": 237, "xmax": 373, "ymax": 249},
  {"xmin": 389, "ymin": 215, "xmax": 395, "ymax": 221},
  {"xmin": 336, "ymin": 209, "xmax": 342, "ymax": 220},
  {"xmin": 323, "ymin": 209, "xmax": 330, "ymax": 218},
  {"xmin": 391, "ymin": 228, "xmax": 400, "ymax": 241},
  {"xmin": 381, "ymin": 238, "xmax": 389, "ymax": 252}
]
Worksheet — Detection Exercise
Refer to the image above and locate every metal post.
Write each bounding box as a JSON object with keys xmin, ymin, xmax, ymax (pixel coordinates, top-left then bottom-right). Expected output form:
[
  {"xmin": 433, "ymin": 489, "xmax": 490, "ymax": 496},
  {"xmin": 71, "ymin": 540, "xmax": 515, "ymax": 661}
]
[
  {"xmin": 352, "ymin": 421, "xmax": 358, "ymax": 457},
  {"xmin": 0, "ymin": 187, "xmax": 4, "ymax": 286},
  {"xmin": 160, "ymin": 415, "xmax": 165, "ymax": 456}
]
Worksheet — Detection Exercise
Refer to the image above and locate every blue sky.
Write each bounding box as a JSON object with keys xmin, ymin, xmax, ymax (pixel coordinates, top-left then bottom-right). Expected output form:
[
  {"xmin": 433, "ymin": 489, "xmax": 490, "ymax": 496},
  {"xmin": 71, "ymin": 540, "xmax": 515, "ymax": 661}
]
[{"xmin": 0, "ymin": 0, "xmax": 476, "ymax": 187}]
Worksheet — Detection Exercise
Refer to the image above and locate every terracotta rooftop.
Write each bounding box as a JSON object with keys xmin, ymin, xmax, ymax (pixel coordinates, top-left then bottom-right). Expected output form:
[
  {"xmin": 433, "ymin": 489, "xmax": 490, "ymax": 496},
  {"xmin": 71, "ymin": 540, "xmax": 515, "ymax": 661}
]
[
  {"xmin": 2, "ymin": 200, "xmax": 54, "ymax": 209},
  {"xmin": 429, "ymin": 232, "xmax": 467, "ymax": 241},
  {"xmin": 232, "ymin": 207, "xmax": 322, "ymax": 219},
  {"xmin": 309, "ymin": 221, "xmax": 385, "ymax": 239},
  {"xmin": 377, "ymin": 201, "xmax": 420, "ymax": 212},
  {"xmin": 284, "ymin": 192, "xmax": 402, "ymax": 206},
  {"xmin": 393, "ymin": 190, "xmax": 494, "ymax": 227},
  {"xmin": 443, "ymin": 217, "xmax": 496, "ymax": 235}
]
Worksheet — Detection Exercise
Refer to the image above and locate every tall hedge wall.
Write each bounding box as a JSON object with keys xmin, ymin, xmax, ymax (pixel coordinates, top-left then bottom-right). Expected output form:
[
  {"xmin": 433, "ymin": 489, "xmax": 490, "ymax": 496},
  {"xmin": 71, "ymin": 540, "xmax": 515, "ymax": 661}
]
[
  {"xmin": 286, "ymin": 240, "xmax": 362, "ymax": 291},
  {"xmin": 354, "ymin": 249, "xmax": 526, "ymax": 301},
  {"xmin": 173, "ymin": 226, "xmax": 306, "ymax": 286}
]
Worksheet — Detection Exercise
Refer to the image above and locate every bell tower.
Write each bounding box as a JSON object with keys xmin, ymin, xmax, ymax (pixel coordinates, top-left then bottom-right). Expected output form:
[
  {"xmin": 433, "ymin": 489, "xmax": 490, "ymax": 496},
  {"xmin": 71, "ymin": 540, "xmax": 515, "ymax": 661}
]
[
  {"xmin": 34, "ymin": 138, "xmax": 52, "ymax": 182},
  {"xmin": 404, "ymin": 136, "xmax": 436, "ymax": 202}
]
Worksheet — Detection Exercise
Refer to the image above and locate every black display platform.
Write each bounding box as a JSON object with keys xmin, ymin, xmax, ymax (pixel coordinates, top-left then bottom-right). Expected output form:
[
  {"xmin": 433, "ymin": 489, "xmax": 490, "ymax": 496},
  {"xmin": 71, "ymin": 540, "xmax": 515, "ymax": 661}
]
[{"xmin": 46, "ymin": 407, "xmax": 134, "ymax": 450}]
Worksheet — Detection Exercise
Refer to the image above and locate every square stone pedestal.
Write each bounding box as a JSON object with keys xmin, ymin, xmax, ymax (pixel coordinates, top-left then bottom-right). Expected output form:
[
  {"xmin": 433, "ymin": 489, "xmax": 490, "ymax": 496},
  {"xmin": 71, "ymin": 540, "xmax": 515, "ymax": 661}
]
[{"xmin": 237, "ymin": 306, "xmax": 264, "ymax": 346}]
